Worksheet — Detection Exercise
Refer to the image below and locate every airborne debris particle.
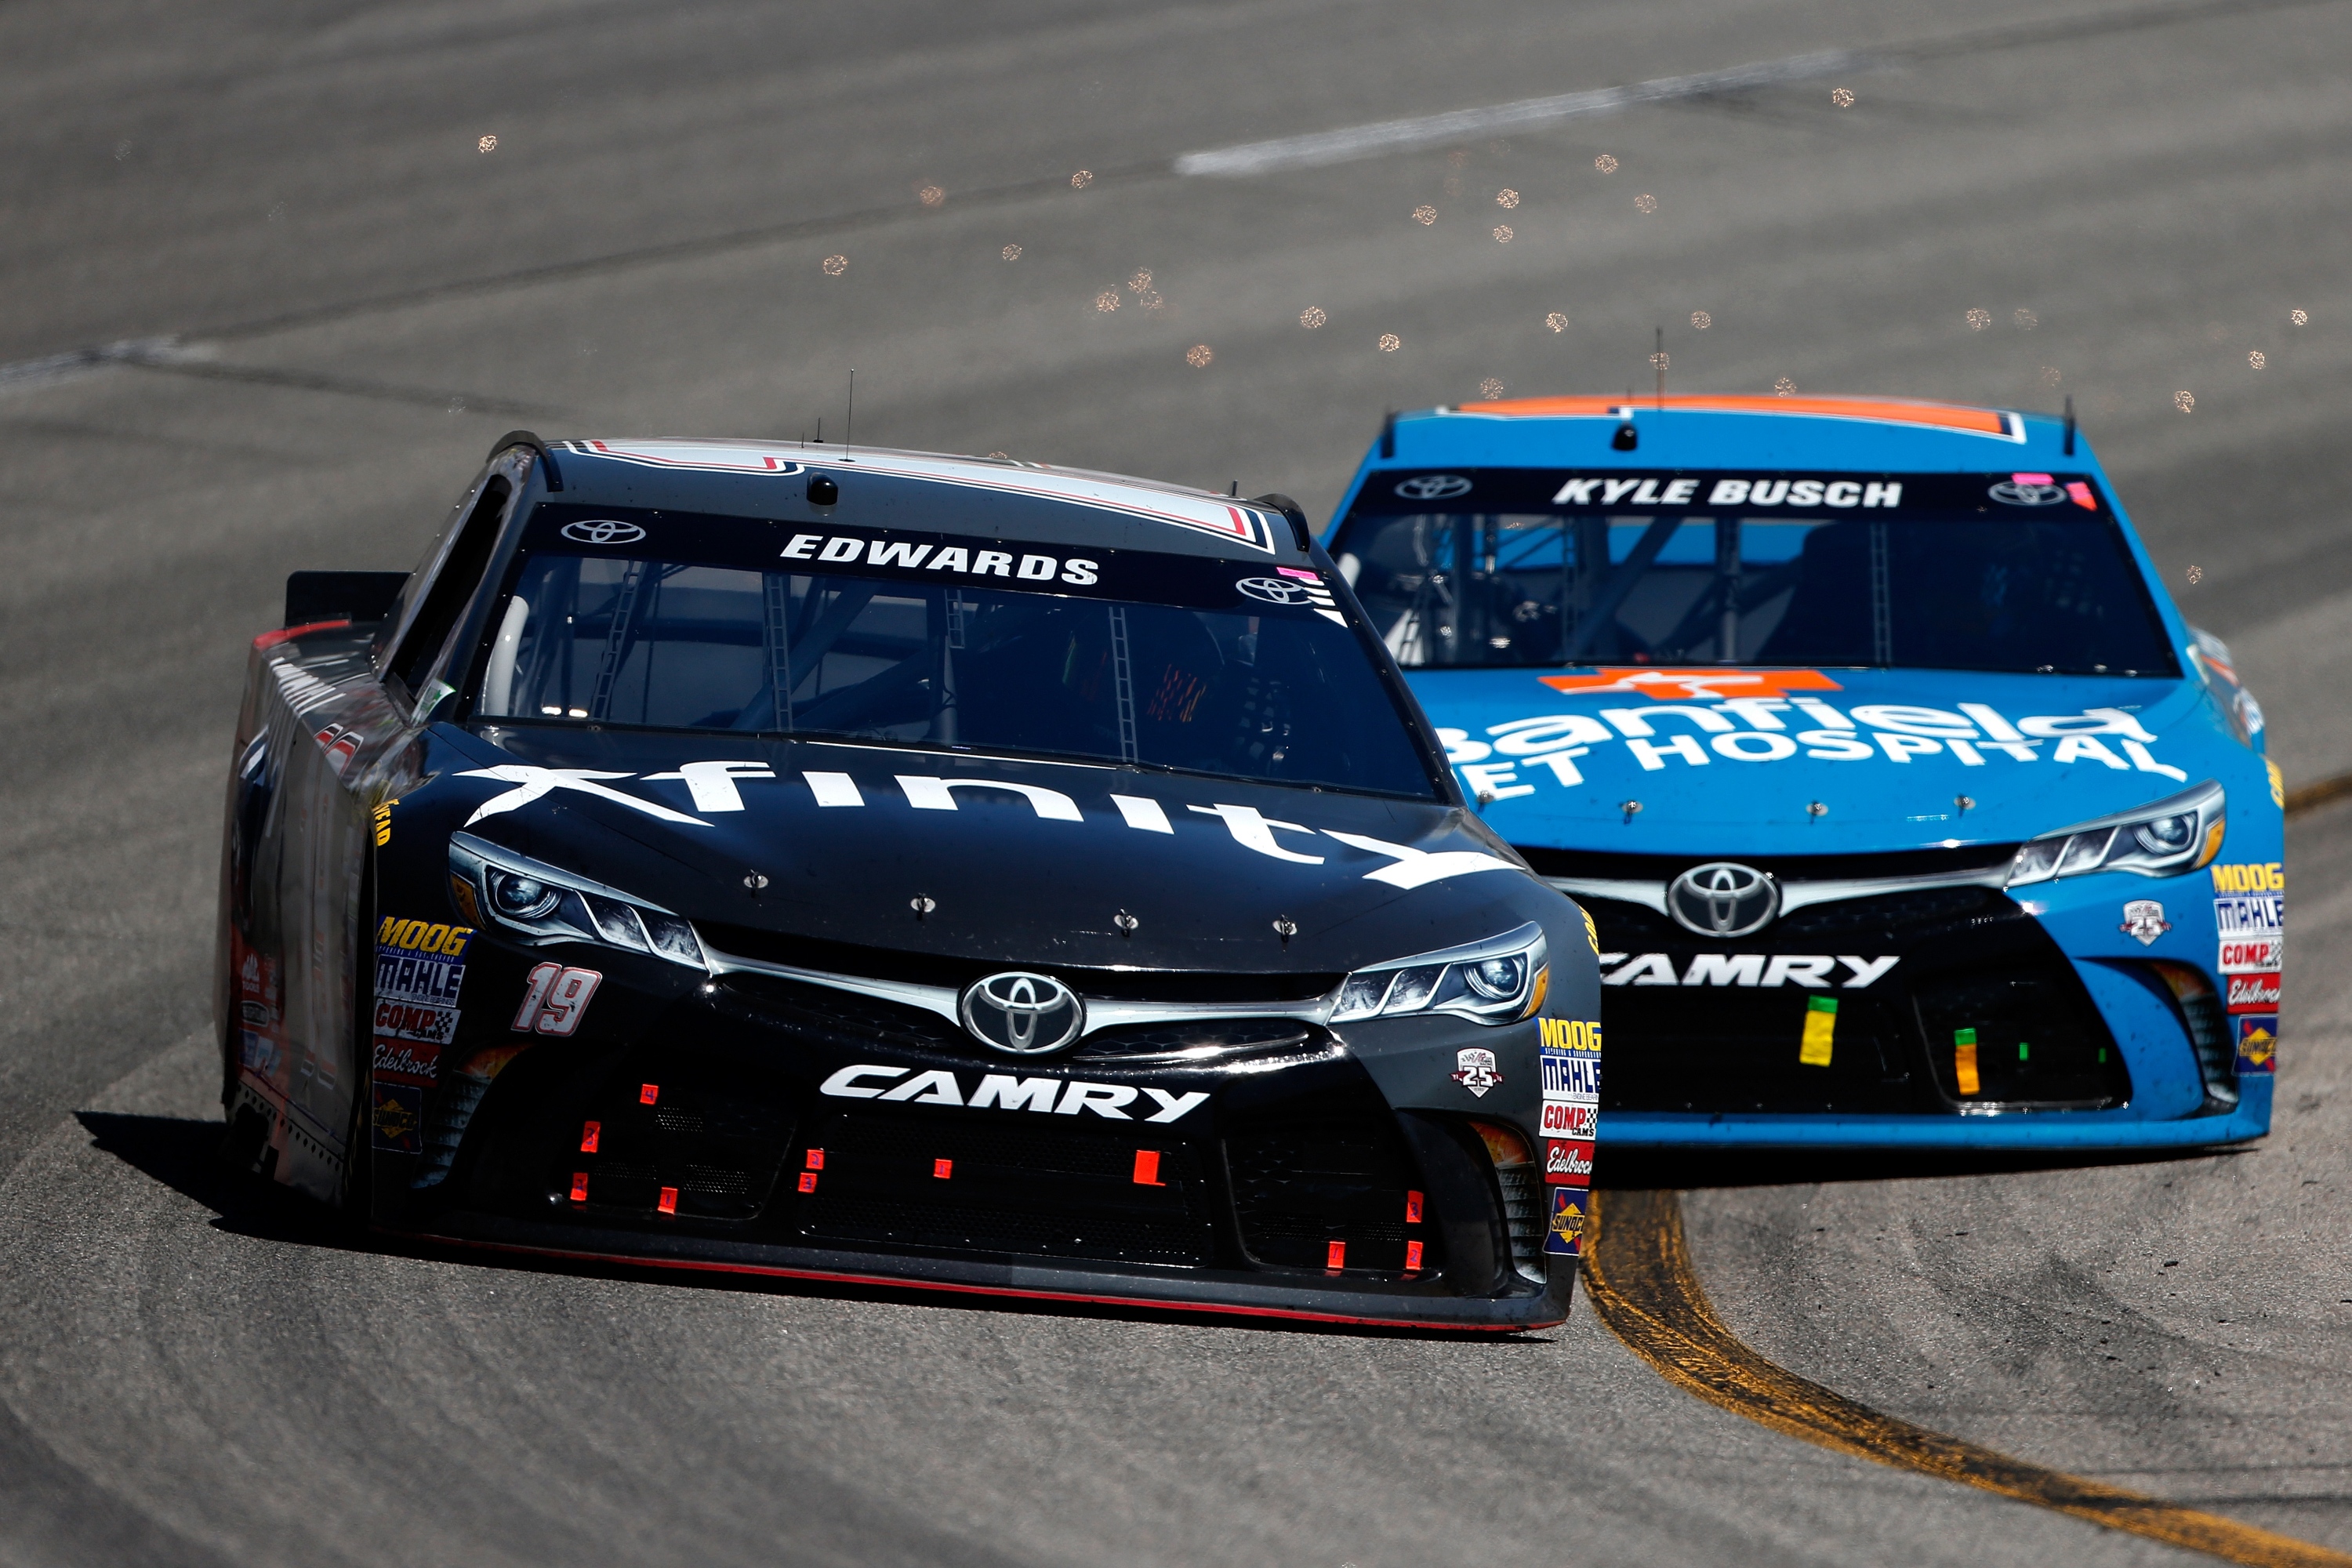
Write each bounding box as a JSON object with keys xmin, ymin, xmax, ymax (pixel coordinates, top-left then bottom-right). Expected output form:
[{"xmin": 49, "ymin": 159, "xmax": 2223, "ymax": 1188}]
[
  {"xmin": 1094, "ymin": 290, "xmax": 1120, "ymax": 312},
  {"xmin": 2040, "ymin": 366, "xmax": 2062, "ymax": 387},
  {"xmin": 1774, "ymin": 377, "xmax": 1796, "ymax": 396},
  {"xmin": 1690, "ymin": 310, "xmax": 1711, "ymax": 329},
  {"xmin": 114, "ymin": 139, "xmax": 132, "ymax": 160},
  {"xmin": 1650, "ymin": 352, "xmax": 1669, "ymax": 371},
  {"xmin": 1413, "ymin": 205, "xmax": 1437, "ymax": 225},
  {"xmin": 1138, "ymin": 289, "xmax": 1166, "ymax": 313},
  {"xmin": 2187, "ymin": 564, "xmax": 2203, "ymax": 584},
  {"xmin": 1299, "ymin": 307, "xmax": 1327, "ymax": 328},
  {"xmin": 1547, "ymin": 312, "xmax": 1568, "ymax": 332},
  {"xmin": 2175, "ymin": 390, "xmax": 2195, "ymax": 412},
  {"xmin": 1496, "ymin": 188, "xmax": 1521, "ymax": 209},
  {"xmin": 1831, "ymin": 88, "xmax": 1857, "ymax": 107},
  {"xmin": 2013, "ymin": 308, "xmax": 2038, "ymax": 331},
  {"xmin": 1595, "ymin": 154, "xmax": 1618, "ymax": 173},
  {"xmin": 478, "ymin": 134, "xmax": 498, "ymax": 153},
  {"xmin": 1480, "ymin": 378, "xmax": 1505, "ymax": 398},
  {"xmin": 1635, "ymin": 193, "xmax": 1657, "ymax": 213},
  {"xmin": 988, "ymin": 451, "xmax": 1010, "ymax": 459},
  {"xmin": 1966, "ymin": 308, "xmax": 1993, "ymax": 331},
  {"xmin": 1185, "ymin": 343, "xmax": 1213, "ymax": 368},
  {"xmin": 822, "ymin": 255, "xmax": 848, "ymax": 276},
  {"xmin": 1378, "ymin": 334, "xmax": 1401, "ymax": 353},
  {"xmin": 1070, "ymin": 169, "xmax": 1094, "ymax": 189},
  {"xmin": 918, "ymin": 184, "xmax": 946, "ymax": 208},
  {"xmin": 1493, "ymin": 224, "xmax": 1514, "ymax": 243},
  {"xmin": 2291, "ymin": 308, "xmax": 2310, "ymax": 326},
  {"xmin": 2248, "ymin": 350, "xmax": 2267, "ymax": 368},
  {"xmin": 1002, "ymin": 244, "xmax": 1022, "ymax": 261},
  {"xmin": 1127, "ymin": 269, "xmax": 1152, "ymax": 293}
]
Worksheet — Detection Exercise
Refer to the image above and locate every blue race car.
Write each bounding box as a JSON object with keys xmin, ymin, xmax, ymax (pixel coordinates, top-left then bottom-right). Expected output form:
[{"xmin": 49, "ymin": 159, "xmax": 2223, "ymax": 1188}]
[{"xmin": 1323, "ymin": 394, "xmax": 2281, "ymax": 1150}]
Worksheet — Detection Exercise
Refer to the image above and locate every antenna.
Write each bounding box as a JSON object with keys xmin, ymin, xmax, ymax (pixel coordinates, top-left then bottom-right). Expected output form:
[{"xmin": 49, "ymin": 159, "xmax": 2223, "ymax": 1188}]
[
  {"xmin": 2063, "ymin": 394, "xmax": 2076, "ymax": 456},
  {"xmin": 815, "ymin": 418, "xmax": 822, "ymax": 443},
  {"xmin": 846, "ymin": 369, "xmax": 855, "ymax": 453},
  {"xmin": 1229, "ymin": 480, "xmax": 1239, "ymax": 496},
  {"xmin": 1654, "ymin": 325, "xmax": 1665, "ymax": 407}
]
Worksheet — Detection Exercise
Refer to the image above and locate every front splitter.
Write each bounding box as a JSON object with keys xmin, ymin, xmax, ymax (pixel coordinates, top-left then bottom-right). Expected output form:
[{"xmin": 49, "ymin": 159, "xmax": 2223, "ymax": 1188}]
[{"xmin": 394, "ymin": 1210, "xmax": 1577, "ymax": 1331}]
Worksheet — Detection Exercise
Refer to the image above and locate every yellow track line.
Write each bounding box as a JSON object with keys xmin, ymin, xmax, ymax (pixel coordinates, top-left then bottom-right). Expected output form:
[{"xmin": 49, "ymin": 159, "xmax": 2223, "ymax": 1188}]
[{"xmin": 1584, "ymin": 1189, "xmax": 2352, "ymax": 1568}]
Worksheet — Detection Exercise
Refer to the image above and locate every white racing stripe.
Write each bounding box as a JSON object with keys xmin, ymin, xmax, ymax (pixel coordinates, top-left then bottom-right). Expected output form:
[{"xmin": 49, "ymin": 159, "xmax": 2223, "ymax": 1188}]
[{"xmin": 1174, "ymin": 47, "xmax": 1874, "ymax": 177}]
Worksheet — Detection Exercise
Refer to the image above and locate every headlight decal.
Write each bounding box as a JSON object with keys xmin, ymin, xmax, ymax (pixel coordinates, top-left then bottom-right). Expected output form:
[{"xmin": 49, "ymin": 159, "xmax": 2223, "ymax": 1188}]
[
  {"xmin": 448, "ymin": 833, "xmax": 708, "ymax": 970},
  {"xmin": 1330, "ymin": 922, "xmax": 1548, "ymax": 1026},
  {"xmin": 2007, "ymin": 779, "xmax": 2225, "ymax": 887}
]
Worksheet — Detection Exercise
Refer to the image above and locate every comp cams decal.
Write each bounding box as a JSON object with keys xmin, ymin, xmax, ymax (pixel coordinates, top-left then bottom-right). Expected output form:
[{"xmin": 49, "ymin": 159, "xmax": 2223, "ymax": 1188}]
[
  {"xmin": 819, "ymin": 1065, "xmax": 1210, "ymax": 1123},
  {"xmin": 2211, "ymin": 862, "xmax": 2283, "ymax": 985},
  {"xmin": 1440, "ymin": 680, "xmax": 2191, "ymax": 797}
]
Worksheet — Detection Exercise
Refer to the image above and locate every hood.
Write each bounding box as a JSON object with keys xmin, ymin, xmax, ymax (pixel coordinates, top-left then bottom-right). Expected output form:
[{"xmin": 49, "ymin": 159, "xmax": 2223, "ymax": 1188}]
[
  {"xmin": 1409, "ymin": 665, "xmax": 2256, "ymax": 855},
  {"xmin": 419, "ymin": 724, "xmax": 1554, "ymax": 976}
]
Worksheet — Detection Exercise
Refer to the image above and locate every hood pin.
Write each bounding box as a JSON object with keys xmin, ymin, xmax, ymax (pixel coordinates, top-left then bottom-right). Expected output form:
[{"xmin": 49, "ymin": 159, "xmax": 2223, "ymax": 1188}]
[
  {"xmin": 1619, "ymin": 800, "xmax": 1642, "ymax": 824},
  {"xmin": 1806, "ymin": 801, "xmax": 1828, "ymax": 819},
  {"xmin": 1955, "ymin": 795, "xmax": 1975, "ymax": 816},
  {"xmin": 1114, "ymin": 910, "xmax": 1139, "ymax": 935},
  {"xmin": 911, "ymin": 895, "xmax": 936, "ymax": 920},
  {"xmin": 1272, "ymin": 916, "xmax": 1298, "ymax": 945},
  {"xmin": 743, "ymin": 871, "xmax": 769, "ymax": 895}
]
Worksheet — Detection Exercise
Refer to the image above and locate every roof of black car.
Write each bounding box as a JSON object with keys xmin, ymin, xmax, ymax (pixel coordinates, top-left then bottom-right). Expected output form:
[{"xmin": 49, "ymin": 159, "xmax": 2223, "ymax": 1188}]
[{"xmin": 543, "ymin": 439, "xmax": 1298, "ymax": 561}]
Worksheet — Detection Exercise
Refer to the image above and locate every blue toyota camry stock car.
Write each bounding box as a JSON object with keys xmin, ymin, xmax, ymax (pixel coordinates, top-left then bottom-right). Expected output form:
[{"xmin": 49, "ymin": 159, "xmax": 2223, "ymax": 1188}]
[{"xmin": 1321, "ymin": 394, "xmax": 2282, "ymax": 1150}]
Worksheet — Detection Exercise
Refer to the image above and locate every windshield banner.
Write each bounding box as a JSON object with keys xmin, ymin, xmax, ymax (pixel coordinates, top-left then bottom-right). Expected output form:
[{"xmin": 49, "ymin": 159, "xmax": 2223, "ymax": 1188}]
[{"xmin": 1356, "ymin": 470, "xmax": 2107, "ymax": 515}]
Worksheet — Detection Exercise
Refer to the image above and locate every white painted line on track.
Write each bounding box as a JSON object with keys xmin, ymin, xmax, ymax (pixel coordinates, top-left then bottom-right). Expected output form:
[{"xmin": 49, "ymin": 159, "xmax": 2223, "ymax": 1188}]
[{"xmin": 1174, "ymin": 48, "xmax": 1875, "ymax": 177}]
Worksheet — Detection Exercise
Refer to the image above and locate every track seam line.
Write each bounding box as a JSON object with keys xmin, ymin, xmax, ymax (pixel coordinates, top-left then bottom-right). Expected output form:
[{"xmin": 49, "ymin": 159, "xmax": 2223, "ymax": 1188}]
[{"xmin": 1584, "ymin": 1190, "xmax": 2352, "ymax": 1568}]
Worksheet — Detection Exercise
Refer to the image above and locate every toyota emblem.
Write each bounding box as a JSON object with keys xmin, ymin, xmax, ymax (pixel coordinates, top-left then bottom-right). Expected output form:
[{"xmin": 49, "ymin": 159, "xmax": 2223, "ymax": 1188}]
[
  {"xmin": 1393, "ymin": 474, "xmax": 1472, "ymax": 501},
  {"xmin": 959, "ymin": 971, "xmax": 1085, "ymax": 1054},
  {"xmin": 1665, "ymin": 862, "xmax": 1780, "ymax": 938},
  {"xmin": 1986, "ymin": 479, "xmax": 2065, "ymax": 507},
  {"xmin": 1234, "ymin": 576, "xmax": 1318, "ymax": 606},
  {"xmin": 560, "ymin": 518, "xmax": 648, "ymax": 545}
]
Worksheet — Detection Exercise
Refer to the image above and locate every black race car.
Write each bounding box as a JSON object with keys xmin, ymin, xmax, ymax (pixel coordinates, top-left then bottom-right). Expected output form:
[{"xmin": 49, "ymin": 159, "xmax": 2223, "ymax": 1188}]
[{"xmin": 217, "ymin": 434, "xmax": 1600, "ymax": 1328}]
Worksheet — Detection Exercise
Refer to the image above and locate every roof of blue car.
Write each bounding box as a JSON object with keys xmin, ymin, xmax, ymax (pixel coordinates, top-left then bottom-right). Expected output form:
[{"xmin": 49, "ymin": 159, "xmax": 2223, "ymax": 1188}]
[{"xmin": 1370, "ymin": 393, "xmax": 2084, "ymax": 477}]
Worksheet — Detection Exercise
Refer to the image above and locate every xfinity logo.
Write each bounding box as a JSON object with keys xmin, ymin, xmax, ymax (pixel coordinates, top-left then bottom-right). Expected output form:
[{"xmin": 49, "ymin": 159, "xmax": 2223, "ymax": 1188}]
[
  {"xmin": 960, "ymin": 971, "xmax": 1084, "ymax": 1054},
  {"xmin": 1665, "ymin": 862, "xmax": 1778, "ymax": 938},
  {"xmin": 1602, "ymin": 953, "xmax": 1900, "ymax": 987},
  {"xmin": 819, "ymin": 1064, "xmax": 1209, "ymax": 1123}
]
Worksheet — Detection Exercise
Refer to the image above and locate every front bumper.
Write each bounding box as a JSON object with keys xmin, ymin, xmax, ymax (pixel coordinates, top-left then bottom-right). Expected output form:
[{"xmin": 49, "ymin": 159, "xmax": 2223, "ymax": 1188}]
[{"xmin": 368, "ymin": 967, "xmax": 1578, "ymax": 1330}]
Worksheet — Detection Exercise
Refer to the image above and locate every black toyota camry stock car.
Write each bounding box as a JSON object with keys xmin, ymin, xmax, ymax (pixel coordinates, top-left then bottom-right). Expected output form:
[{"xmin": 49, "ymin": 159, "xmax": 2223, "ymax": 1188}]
[{"xmin": 218, "ymin": 433, "xmax": 1602, "ymax": 1328}]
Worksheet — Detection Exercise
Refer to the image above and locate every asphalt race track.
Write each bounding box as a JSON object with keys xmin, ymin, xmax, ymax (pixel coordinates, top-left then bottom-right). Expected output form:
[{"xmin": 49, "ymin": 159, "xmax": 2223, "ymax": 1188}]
[{"xmin": 4, "ymin": 2, "xmax": 2350, "ymax": 1563}]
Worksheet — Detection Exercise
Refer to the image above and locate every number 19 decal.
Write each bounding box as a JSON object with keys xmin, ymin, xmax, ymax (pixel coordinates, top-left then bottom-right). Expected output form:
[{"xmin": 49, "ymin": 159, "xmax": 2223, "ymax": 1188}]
[{"xmin": 514, "ymin": 963, "xmax": 603, "ymax": 1036}]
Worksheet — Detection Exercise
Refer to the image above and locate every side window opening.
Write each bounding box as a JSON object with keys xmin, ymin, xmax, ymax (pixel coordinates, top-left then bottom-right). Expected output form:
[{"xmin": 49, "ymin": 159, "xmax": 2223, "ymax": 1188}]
[{"xmin": 388, "ymin": 477, "xmax": 512, "ymax": 708}]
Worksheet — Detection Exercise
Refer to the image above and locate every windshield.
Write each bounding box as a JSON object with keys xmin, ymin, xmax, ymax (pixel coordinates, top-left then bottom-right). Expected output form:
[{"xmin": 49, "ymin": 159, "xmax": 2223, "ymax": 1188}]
[
  {"xmin": 1332, "ymin": 469, "xmax": 2179, "ymax": 677},
  {"xmin": 469, "ymin": 506, "xmax": 1441, "ymax": 799}
]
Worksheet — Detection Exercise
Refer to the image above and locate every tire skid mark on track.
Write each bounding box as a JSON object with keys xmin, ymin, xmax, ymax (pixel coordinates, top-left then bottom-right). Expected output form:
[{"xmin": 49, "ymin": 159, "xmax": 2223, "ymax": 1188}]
[{"xmin": 1584, "ymin": 1189, "xmax": 2352, "ymax": 1568}]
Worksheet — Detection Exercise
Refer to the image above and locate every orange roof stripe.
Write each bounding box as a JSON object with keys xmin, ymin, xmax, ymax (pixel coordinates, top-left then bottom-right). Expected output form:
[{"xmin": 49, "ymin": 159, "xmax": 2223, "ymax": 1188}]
[{"xmin": 1457, "ymin": 394, "xmax": 2014, "ymax": 437}]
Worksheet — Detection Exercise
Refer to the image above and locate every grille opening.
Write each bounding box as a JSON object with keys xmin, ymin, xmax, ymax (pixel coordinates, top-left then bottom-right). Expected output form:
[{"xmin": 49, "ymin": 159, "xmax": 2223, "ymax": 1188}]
[
  {"xmin": 791, "ymin": 1112, "xmax": 1217, "ymax": 1267},
  {"xmin": 1912, "ymin": 964, "xmax": 2129, "ymax": 1109},
  {"xmin": 555, "ymin": 1057, "xmax": 795, "ymax": 1222},
  {"xmin": 1225, "ymin": 1110, "xmax": 1429, "ymax": 1278},
  {"xmin": 2149, "ymin": 961, "xmax": 2236, "ymax": 1109},
  {"xmin": 1471, "ymin": 1122, "xmax": 1547, "ymax": 1283},
  {"xmin": 1600, "ymin": 983, "xmax": 1918, "ymax": 1114}
]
